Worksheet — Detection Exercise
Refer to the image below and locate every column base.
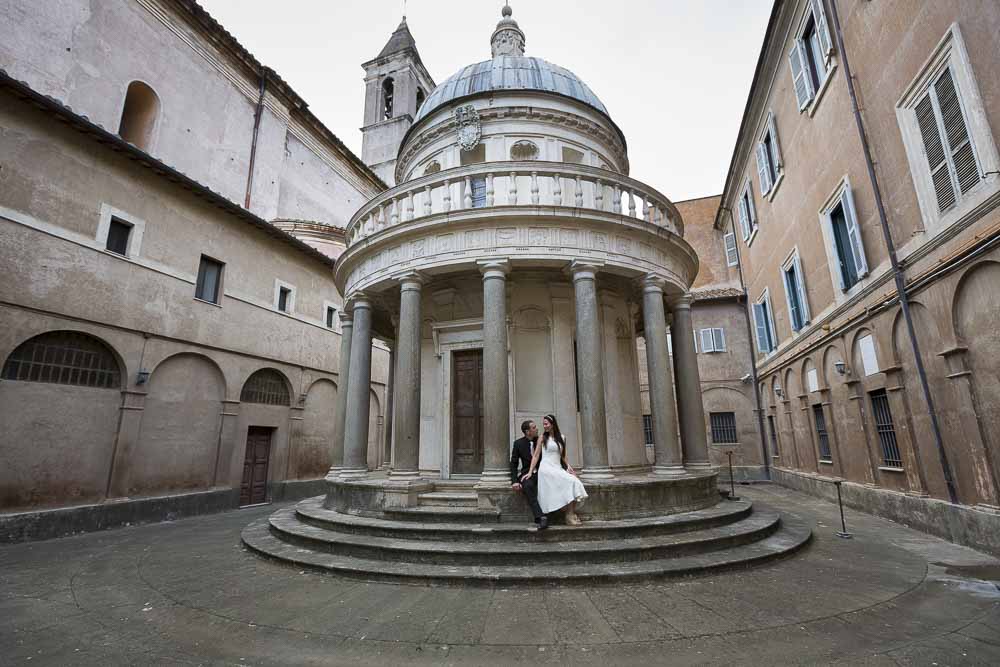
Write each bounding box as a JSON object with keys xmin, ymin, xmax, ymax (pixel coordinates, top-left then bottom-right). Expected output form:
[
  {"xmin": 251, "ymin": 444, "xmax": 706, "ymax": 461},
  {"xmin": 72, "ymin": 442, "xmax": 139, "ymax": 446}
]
[
  {"xmin": 324, "ymin": 467, "xmax": 345, "ymax": 482},
  {"xmin": 684, "ymin": 462, "xmax": 714, "ymax": 472},
  {"xmin": 652, "ymin": 465, "xmax": 687, "ymax": 476},
  {"xmin": 388, "ymin": 469, "xmax": 421, "ymax": 480},
  {"xmin": 338, "ymin": 467, "xmax": 369, "ymax": 480},
  {"xmin": 474, "ymin": 469, "xmax": 511, "ymax": 489},
  {"xmin": 580, "ymin": 466, "xmax": 615, "ymax": 481}
]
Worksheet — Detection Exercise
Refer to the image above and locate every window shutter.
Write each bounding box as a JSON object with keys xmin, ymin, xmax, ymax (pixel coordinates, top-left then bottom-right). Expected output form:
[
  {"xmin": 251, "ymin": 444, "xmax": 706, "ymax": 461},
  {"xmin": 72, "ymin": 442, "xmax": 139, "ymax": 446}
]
[
  {"xmin": 737, "ymin": 196, "xmax": 751, "ymax": 240},
  {"xmin": 693, "ymin": 330, "xmax": 700, "ymax": 353},
  {"xmin": 756, "ymin": 143, "xmax": 772, "ymax": 195},
  {"xmin": 812, "ymin": 0, "xmax": 833, "ymax": 63},
  {"xmin": 789, "ymin": 40, "xmax": 814, "ymax": 111},
  {"xmin": 764, "ymin": 293, "xmax": 778, "ymax": 351},
  {"xmin": 916, "ymin": 92, "xmax": 956, "ymax": 213},
  {"xmin": 934, "ymin": 67, "xmax": 981, "ymax": 196},
  {"xmin": 713, "ymin": 328, "xmax": 726, "ymax": 352},
  {"xmin": 753, "ymin": 303, "xmax": 769, "ymax": 354},
  {"xmin": 700, "ymin": 329, "xmax": 715, "ymax": 353},
  {"xmin": 746, "ymin": 189, "xmax": 757, "ymax": 231},
  {"xmin": 793, "ymin": 253, "xmax": 810, "ymax": 324},
  {"xmin": 724, "ymin": 232, "xmax": 739, "ymax": 267},
  {"xmin": 784, "ymin": 267, "xmax": 801, "ymax": 332},
  {"xmin": 840, "ymin": 185, "xmax": 868, "ymax": 277},
  {"xmin": 767, "ymin": 112, "xmax": 783, "ymax": 169}
]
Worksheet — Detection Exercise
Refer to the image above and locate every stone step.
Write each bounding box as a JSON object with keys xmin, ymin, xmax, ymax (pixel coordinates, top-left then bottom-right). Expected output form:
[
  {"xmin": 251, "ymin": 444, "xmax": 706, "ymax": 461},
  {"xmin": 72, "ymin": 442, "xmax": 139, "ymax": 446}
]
[
  {"xmin": 296, "ymin": 497, "xmax": 753, "ymax": 542},
  {"xmin": 417, "ymin": 491, "xmax": 479, "ymax": 507},
  {"xmin": 241, "ymin": 513, "xmax": 812, "ymax": 586},
  {"xmin": 266, "ymin": 507, "xmax": 781, "ymax": 566}
]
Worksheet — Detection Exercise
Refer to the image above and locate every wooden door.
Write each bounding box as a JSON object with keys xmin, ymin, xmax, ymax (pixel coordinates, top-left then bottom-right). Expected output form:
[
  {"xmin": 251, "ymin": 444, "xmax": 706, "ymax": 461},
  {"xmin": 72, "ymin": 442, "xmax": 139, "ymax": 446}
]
[
  {"xmin": 451, "ymin": 350, "xmax": 484, "ymax": 474},
  {"xmin": 240, "ymin": 426, "xmax": 272, "ymax": 506}
]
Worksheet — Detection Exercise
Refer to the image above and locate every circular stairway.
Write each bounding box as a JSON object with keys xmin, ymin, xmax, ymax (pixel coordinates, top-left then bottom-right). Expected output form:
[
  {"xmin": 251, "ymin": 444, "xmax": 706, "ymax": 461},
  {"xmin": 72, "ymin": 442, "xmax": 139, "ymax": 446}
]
[{"xmin": 242, "ymin": 486, "xmax": 812, "ymax": 586}]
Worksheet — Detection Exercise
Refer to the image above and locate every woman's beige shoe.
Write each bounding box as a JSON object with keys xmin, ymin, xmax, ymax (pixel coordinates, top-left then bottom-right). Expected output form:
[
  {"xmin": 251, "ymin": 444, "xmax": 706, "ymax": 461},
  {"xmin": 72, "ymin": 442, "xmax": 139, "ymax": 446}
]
[{"xmin": 566, "ymin": 512, "xmax": 583, "ymax": 526}]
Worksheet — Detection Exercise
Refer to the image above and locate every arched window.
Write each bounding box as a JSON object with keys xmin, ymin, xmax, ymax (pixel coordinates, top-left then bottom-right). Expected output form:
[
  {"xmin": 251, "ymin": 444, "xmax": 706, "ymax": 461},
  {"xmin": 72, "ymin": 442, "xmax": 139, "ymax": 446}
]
[
  {"xmin": 382, "ymin": 78, "xmax": 394, "ymax": 120},
  {"xmin": 2, "ymin": 331, "xmax": 121, "ymax": 389},
  {"xmin": 118, "ymin": 81, "xmax": 160, "ymax": 151},
  {"xmin": 416, "ymin": 88, "xmax": 425, "ymax": 112},
  {"xmin": 240, "ymin": 369, "xmax": 291, "ymax": 406}
]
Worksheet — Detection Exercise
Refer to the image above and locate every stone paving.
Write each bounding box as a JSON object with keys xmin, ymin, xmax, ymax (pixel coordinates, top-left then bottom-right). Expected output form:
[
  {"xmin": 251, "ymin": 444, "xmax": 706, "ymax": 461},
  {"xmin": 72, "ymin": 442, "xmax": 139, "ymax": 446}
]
[{"xmin": 1, "ymin": 485, "xmax": 998, "ymax": 666}]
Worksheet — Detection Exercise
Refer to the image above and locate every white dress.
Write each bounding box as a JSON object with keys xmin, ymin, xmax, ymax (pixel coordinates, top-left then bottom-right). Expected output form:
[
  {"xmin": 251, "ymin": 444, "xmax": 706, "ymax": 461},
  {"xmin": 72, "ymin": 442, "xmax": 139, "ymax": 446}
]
[{"xmin": 536, "ymin": 437, "xmax": 588, "ymax": 514}]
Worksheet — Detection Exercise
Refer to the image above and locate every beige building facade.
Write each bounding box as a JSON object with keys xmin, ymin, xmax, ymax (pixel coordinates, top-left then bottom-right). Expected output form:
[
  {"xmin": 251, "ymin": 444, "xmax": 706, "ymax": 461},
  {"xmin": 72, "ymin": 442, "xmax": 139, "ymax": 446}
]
[
  {"xmin": 0, "ymin": 0, "xmax": 391, "ymax": 540},
  {"xmin": 718, "ymin": 0, "xmax": 1000, "ymax": 553}
]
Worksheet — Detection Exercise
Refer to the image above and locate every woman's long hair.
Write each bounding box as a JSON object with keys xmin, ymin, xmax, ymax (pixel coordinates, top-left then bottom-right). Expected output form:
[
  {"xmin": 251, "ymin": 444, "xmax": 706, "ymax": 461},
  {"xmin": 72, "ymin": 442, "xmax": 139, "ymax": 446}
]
[{"xmin": 543, "ymin": 414, "xmax": 568, "ymax": 468}]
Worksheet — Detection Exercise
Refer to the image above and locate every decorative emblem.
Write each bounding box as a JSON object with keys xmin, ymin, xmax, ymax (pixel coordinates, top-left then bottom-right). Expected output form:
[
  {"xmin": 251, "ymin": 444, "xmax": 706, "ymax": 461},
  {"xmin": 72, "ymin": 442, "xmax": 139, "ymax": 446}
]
[{"xmin": 455, "ymin": 105, "xmax": 482, "ymax": 152}]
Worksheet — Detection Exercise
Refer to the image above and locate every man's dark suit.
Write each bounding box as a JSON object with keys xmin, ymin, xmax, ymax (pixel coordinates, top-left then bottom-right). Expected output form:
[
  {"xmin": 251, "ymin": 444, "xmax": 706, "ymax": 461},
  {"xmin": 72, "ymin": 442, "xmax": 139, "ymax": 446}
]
[{"xmin": 510, "ymin": 435, "xmax": 544, "ymax": 521}]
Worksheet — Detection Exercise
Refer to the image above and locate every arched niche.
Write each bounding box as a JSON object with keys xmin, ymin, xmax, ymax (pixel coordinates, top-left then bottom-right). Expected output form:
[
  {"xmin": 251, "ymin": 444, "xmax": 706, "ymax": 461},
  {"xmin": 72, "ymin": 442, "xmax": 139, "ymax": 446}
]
[
  {"xmin": 512, "ymin": 306, "xmax": 554, "ymax": 414},
  {"xmin": 297, "ymin": 379, "xmax": 338, "ymax": 479},
  {"xmin": 118, "ymin": 81, "xmax": 160, "ymax": 151}
]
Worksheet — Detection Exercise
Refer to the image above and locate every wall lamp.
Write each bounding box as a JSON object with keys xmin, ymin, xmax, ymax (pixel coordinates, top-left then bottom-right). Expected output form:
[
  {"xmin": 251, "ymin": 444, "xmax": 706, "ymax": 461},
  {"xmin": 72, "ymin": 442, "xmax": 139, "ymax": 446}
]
[
  {"xmin": 774, "ymin": 385, "xmax": 784, "ymax": 399},
  {"xmin": 834, "ymin": 360, "xmax": 850, "ymax": 376},
  {"xmin": 136, "ymin": 369, "xmax": 150, "ymax": 385}
]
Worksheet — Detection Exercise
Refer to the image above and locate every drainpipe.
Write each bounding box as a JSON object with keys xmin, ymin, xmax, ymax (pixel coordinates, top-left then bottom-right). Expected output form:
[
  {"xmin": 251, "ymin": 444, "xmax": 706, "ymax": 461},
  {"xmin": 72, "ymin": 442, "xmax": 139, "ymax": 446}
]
[
  {"xmin": 723, "ymin": 205, "xmax": 771, "ymax": 479},
  {"xmin": 828, "ymin": 0, "xmax": 958, "ymax": 503},
  {"xmin": 244, "ymin": 68, "xmax": 268, "ymax": 210}
]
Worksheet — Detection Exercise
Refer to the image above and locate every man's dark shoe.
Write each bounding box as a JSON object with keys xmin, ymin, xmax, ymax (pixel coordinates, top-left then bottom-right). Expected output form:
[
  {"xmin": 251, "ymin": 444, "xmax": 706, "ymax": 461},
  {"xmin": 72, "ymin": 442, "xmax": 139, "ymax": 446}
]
[{"xmin": 538, "ymin": 516, "xmax": 549, "ymax": 530}]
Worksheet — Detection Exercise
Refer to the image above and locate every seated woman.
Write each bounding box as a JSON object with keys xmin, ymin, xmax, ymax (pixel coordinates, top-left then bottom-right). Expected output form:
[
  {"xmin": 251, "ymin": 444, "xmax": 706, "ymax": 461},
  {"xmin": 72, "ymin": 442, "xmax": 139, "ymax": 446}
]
[{"xmin": 524, "ymin": 413, "xmax": 588, "ymax": 525}]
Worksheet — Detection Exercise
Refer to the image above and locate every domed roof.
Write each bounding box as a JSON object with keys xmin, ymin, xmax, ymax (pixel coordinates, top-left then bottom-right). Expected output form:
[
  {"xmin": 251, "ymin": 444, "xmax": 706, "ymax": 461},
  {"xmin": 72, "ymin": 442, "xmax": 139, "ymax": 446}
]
[{"xmin": 413, "ymin": 55, "xmax": 610, "ymax": 124}]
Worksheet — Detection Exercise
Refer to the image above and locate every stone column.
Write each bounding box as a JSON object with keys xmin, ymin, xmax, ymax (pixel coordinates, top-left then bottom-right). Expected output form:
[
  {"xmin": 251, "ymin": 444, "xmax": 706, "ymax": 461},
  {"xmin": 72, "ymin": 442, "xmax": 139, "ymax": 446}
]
[
  {"xmin": 641, "ymin": 276, "xmax": 684, "ymax": 475},
  {"xmin": 341, "ymin": 295, "xmax": 373, "ymax": 479},
  {"xmin": 669, "ymin": 294, "xmax": 712, "ymax": 469},
  {"xmin": 326, "ymin": 310, "xmax": 353, "ymax": 480},
  {"xmin": 390, "ymin": 273, "xmax": 423, "ymax": 479},
  {"xmin": 381, "ymin": 340, "xmax": 395, "ymax": 471},
  {"xmin": 571, "ymin": 262, "xmax": 614, "ymax": 480},
  {"xmin": 477, "ymin": 261, "xmax": 512, "ymax": 487}
]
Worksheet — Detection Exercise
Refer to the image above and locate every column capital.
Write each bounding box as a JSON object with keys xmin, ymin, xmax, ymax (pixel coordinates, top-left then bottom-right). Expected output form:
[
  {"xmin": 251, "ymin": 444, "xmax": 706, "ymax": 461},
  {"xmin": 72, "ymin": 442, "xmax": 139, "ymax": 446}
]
[
  {"xmin": 393, "ymin": 270, "xmax": 426, "ymax": 291},
  {"xmin": 641, "ymin": 274, "xmax": 667, "ymax": 294},
  {"xmin": 569, "ymin": 260, "xmax": 604, "ymax": 282},
  {"xmin": 669, "ymin": 293, "xmax": 694, "ymax": 310},
  {"xmin": 478, "ymin": 259, "xmax": 510, "ymax": 280},
  {"xmin": 347, "ymin": 292, "xmax": 373, "ymax": 311},
  {"xmin": 338, "ymin": 310, "xmax": 354, "ymax": 327}
]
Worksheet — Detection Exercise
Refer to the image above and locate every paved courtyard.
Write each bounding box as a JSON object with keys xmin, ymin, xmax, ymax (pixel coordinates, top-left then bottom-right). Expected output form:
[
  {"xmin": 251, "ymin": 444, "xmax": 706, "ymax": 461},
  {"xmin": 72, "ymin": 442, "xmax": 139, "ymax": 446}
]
[{"xmin": 2, "ymin": 485, "xmax": 998, "ymax": 666}]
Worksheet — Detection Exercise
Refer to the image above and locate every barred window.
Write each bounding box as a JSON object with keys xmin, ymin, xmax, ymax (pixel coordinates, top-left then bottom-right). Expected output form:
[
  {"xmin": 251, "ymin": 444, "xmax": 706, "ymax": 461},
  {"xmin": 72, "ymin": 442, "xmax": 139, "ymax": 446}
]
[
  {"xmin": 2, "ymin": 331, "xmax": 121, "ymax": 389},
  {"xmin": 642, "ymin": 414, "xmax": 654, "ymax": 445},
  {"xmin": 710, "ymin": 412, "xmax": 738, "ymax": 444},
  {"xmin": 870, "ymin": 389, "xmax": 902, "ymax": 468},
  {"xmin": 813, "ymin": 404, "xmax": 832, "ymax": 461},
  {"xmin": 240, "ymin": 369, "xmax": 290, "ymax": 406}
]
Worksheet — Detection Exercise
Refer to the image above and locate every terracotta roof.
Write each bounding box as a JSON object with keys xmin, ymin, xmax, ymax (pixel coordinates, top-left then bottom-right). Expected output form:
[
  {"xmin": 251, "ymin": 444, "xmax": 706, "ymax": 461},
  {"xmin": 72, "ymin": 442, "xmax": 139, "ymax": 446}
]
[{"xmin": 1, "ymin": 69, "xmax": 336, "ymax": 269}]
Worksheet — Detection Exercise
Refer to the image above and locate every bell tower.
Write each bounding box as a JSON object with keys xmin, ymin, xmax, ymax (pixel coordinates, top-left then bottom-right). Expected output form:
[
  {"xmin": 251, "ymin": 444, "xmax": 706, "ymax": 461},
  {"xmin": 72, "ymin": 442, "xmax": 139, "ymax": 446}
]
[{"xmin": 361, "ymin": 17, "xmax": 435, "ymax": 186}]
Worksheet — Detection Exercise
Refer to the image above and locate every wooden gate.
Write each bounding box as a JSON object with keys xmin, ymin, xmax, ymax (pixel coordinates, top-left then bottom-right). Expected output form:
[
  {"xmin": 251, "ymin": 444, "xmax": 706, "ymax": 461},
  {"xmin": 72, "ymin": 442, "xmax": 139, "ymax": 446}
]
[
  {"xmin": 451, "ymin": 350, "xmax": 484, "ymax": 474},
  {"xmin": 240, "ymin": 426, "xmax": 273, "ymax": 506}
]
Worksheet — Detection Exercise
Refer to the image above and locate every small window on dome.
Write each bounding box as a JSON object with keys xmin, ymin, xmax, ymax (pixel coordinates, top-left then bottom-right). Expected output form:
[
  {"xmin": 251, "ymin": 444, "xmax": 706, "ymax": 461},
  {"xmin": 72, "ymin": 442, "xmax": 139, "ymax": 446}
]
[
  {"xmin": 423, "ymin": 160, "xmax": 441, "ymax": 176},
  {"xmin": 510, "ymin": 140, "xmax": 539, "ymax": 161},
  {"xmin": 562, "ymin": 147, "xmax": 585, "ymax": 164}
]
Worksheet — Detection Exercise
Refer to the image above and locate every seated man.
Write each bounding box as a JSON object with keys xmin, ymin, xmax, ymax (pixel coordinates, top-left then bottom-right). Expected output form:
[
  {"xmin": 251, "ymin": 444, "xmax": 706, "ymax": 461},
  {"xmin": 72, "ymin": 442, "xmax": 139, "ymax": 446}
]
[{"xmin": 511, "ymin": 419, "xmax": 547, "ymax": 529}]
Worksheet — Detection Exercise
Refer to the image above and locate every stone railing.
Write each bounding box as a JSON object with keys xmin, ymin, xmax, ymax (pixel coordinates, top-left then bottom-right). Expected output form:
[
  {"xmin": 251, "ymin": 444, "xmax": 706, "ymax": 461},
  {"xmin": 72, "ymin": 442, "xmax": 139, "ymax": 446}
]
[{"xmin": 345, "ymin": 161, "xmax": 682, "ymax": 247}]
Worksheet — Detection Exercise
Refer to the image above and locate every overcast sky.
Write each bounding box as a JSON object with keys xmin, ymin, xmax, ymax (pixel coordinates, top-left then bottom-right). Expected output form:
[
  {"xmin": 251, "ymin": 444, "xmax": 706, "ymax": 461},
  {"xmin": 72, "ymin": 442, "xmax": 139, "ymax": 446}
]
[{"xmin": 199, "ymin": 0, "xmax": 772, "ymax": 201}]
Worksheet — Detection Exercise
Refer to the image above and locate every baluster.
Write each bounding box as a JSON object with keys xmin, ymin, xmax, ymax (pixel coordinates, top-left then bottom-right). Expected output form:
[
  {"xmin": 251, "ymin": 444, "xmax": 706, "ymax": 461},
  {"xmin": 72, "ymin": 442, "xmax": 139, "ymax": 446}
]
[
  {"xmin": 464, "ymin": 176, "xmax": 473, "ymax": 209},
  {"xmin": 530, "ymin": 172, "xmax": 540, "ymax": 205},
  {"xmin": 595, "ymin": 179, "xmax": 604, "ymax": 210},
  {"xmin": 423, "ymin": 185, "xmax": 432, "ymax": 215},
  {"xmin": 508, "ymin": 171, "xmax": 517, "ymax": 205},
  {"xmin": 486, "ymin": 173, "xmax": 495, "ymax": 207},
  {"xmin": 553, "ymin": 172, "xmax": 562, "ymax": 204},
  {"xmin": 443, "ymin": 179, "xmax": 451, "ymax": 212},
  {"xmin": 574, "ymin": 175, "xmax": 583, "ymax": 207},
  {"xmin": 613, "ymin": 185, "xmax": 622, "ymax": 214},
  {"xmin": 642, "ymin": 196, "xmax": 650, "ymax": 222},
  {"xmin": 378, "ymin": 204, "xmax": 386, "ymax": 229},
  {"xmin": 390, "ymin": 198, "xmax": 399, "ymax": 226},
  {"xmin": 406, "ymin": 191, "xmax": 414, "ymax": 221},
  {"xmin": 628, "ymin": 190, "xmax": 637, "ymax": 217}
]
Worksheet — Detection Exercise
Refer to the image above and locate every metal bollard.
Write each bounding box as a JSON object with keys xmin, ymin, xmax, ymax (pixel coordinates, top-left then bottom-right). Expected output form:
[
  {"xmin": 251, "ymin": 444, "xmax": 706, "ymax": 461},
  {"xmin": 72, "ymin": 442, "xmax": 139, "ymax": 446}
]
[
  {"xmin": 726, "ymin": 450, "xmax": 740, "ymax": 501},
  {"xmin": 834, "ymin": 480, "xmax": 852, "ymax": 539}
]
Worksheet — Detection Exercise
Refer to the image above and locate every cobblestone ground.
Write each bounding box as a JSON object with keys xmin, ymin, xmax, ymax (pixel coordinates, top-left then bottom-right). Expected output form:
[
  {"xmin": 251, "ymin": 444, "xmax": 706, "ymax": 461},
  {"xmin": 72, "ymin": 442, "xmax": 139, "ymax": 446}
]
[{"xmin": 1, "ymin": 485, "xmax": 998, "ymax": 666}]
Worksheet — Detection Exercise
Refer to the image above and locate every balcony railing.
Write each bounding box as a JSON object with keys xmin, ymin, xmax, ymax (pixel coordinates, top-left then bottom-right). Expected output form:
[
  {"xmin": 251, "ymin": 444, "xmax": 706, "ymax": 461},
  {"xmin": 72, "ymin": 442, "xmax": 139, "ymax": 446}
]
[{"xmin": 346, "ymin": 161, "xmax": 682, "ymax": 247}]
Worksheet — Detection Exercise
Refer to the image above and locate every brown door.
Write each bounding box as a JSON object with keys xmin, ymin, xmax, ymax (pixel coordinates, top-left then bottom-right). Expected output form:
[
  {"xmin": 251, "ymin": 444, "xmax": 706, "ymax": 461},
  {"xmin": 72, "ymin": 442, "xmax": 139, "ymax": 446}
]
[
  {"xmin": 451, "ymin": 349, "xmax": 484, "ymax": 474},
  {"xmin": 240, "ymin": 426, "xmax": 273, "ymax": 506}
]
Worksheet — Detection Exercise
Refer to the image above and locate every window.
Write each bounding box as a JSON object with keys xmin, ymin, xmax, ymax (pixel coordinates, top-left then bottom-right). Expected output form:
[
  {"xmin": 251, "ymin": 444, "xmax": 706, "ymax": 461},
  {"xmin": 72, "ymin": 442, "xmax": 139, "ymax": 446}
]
[
  {"xmin": 470, "ymin": 177, "xmax": 487, "ymax": 208},
  {"xmin": 858, "ymin": 334, "xmax": 880, "ymax": 376},
  {"xmin": 813, "ymin": 404, "xmax": 832, "ymax": 462},
  {"xmin": 416, "ymin": 87, "xmax": 425, "ymax": 111},
  {"xmin": 724, "ymin": 232, "xmax": 739, "ymax": 267},
  {"xmin": 699, "ymin": 328, "xmax": 726, "ymax": 353},
  {"xmin": 326, "ymin": 306, "xmax": 337, "ymax": 329},
  {"xmin": 869, "ymin": 389, "xmax": 902, "ymax": 468},
  {"xmin": 737, "ymin": 182, "xmax": 758, "ymax": 243},
  {"xmin": 767, "ymin": 415, "xmax": 779, "ymax": 457},
  {"xmin": 710, "ymin": 412, "xmax": 738, "ymax": 444},
  {"xmin": 241, "ymin": 369, "xmax": 291, "ymax": 406},
  {"xmin": 562, "ymin": 147, "xmax": 585, "ymax": 164},
  {"xmin": 278, "ymin": 287, "xmax": 291, "ymax": 312},
  {"xmin": 821, "ymin": 182, "xmax": 868, "ymax": 292},
  {"xmin": 105, "ymin": 218, "xmax": 132, "ymax": 255},
  {"xmin": 896, "ymin": 25, "xmax": 998, "ymax": 233},
  {"xmin": 118, "ymin": 81, "xmax": 160, "ymax": 151},
  {"xmin": 2, "ymin": 331, "xmax": 120, "ymax": 389},
  {"xmin": 756, "ymin": 112, "xmax": 783, "ymax": 195},
  {"xmin": 195, "ymin": 256, "xmax": 223, "ymax": 304},
  {"xmin": 752, "ymin": 290, "xmax": 777, "ymax": 354},
  {"xmin": 642, "ymin": 414, "xmax": 654, "ymax": 446},
  {"xmin": 782, "ymin": 251, "xmax": 810, "ymax": 332},
  {"xmin": 382, "ymin": 78, "xmax": 394, "ymax": 120},
  {"xmin": 789, "ymin": 0, "xmax": 833, "ymax": 113}
]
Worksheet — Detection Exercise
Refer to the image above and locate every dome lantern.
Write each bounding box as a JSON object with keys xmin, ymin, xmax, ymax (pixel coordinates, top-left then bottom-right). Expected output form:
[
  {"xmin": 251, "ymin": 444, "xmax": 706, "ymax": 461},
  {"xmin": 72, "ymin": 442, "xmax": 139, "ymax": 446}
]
[{"xmin": 491, "ymin": 3, "xmax": 526, "ymax": 57}]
